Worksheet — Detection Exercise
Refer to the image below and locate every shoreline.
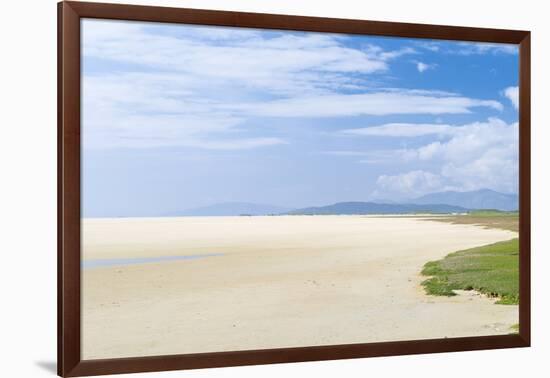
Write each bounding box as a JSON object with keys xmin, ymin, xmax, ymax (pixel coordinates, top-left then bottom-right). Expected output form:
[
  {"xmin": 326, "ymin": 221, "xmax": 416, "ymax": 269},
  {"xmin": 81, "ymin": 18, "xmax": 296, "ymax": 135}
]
[{"xmin": 82, "ymin": 213, "xmax": 466, "ymax": 221}]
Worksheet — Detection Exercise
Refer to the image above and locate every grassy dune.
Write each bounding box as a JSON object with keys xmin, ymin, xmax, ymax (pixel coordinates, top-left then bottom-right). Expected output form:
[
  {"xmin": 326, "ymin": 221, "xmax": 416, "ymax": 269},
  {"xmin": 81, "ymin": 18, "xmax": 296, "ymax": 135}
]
[
  {"xmin": 421, "ymin": 239, "xmax": 519, "ymax": 304},
  {"xmin": 421, "ymin": 213, "xmax": 519, "ymax": 305}
]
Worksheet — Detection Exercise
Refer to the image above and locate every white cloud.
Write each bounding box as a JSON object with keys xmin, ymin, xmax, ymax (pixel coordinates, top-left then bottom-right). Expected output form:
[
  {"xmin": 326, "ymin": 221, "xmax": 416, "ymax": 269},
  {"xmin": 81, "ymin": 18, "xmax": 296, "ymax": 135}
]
[
  {"xmin": 503, "ymin": 86, "xmax": 519, "ymax": 110},
  {"xmin": 413, "ymin": 141, "xmax": 444, "ymax": 160},
  {"xmin": 81, "ymin": 20, "xmax": 428, "ymax": 149},
  {"xmin": 416, "ymin": 62, "xmax": 435, "ymax": 73},
  {"xmin": 188, "ymin": 137, "xmax": 287, "ymax": 150},
  {"xmin": 342, "ymin": 122, "xmax": 455, "ymax": 137},
  {"xmin": 456, "ymin": 42, "xmax": 518, "ymax": 55},
  {"xmin": 82, "ymin": 19, "xmax": 402, "ymax": 98},
  {"xmin": 341, "ymin": 118, "xmax": 518, "ymax": 197},
  {"xmin": 417, "ymin": 41, "xmax": 518, "ymax": 55},
  {"xmin": 81, "ymin": 22, "xmax": 504, "ymax": 149},
  {"xmin": 86, "ymin": 70, "xmax": 504, "ymax": 149},
  {"xmin": 82, "ymin": 77, "xmax": 503, "ymax": 149},
  {"xmin": 376, "ymin": 170, "xmax": 443, "ymax": 198},
  {"xmin": 329, "ymin": 141, "xmax": 445, "ymax": 166},
  {"xmin": 234, "ymin": 91, "xmax": 502, "ymax": 118},
  {"xmin": 416, "ymin": 42, "xmax": 440, "ymax": 52},
  {"xmin": 322, "ymin": 151, "xmax": 371, "ymax": 157},
  {"xmin": 379, "ymin": 47, "xmax": 417, "ymax": 60},
  {"xmin": 82, "ymin": 111, "xmax": 288, "ymax": 150},
  {"xmin": 81, "ymin": 20, "xmax": 506, "ymax": 151}
]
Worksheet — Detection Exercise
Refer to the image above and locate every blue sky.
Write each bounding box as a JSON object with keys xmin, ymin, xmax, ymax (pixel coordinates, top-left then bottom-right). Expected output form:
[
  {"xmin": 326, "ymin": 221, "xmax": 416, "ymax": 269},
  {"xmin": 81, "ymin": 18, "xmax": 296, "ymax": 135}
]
[{"xmin": 81, "ymin": 19, "xmax": 519, "ymax": 217}]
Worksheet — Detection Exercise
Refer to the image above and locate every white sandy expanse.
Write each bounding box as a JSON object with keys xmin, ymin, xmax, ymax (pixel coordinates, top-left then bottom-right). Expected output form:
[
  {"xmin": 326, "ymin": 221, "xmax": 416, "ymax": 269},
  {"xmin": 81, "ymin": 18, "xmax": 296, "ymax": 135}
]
[{"xmin": 81, "ymin": 215, "xmax": 518, "ymax": 360}]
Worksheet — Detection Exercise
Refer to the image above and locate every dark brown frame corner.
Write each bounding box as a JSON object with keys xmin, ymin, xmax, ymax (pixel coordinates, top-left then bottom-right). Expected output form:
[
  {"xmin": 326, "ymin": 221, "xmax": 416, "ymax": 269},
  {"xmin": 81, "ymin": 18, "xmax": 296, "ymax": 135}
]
[{"xmin": 58, "ymin": 1, "xmax": 531, "ymax": 376}]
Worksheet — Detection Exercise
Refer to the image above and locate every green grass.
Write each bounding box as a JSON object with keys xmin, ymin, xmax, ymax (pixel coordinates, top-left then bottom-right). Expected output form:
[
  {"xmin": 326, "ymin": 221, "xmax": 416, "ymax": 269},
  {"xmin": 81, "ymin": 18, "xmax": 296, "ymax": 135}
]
[
  {"xmin": 421, "ymin": 238, "xmax": 519, "ymax": 305},
  {"xmin": 467, "ymin": 209, "xmax": 519, "ymax": 217},
  {"xmin": 426, "ymin": 213, "xmax": 518, "ymax": 232}
]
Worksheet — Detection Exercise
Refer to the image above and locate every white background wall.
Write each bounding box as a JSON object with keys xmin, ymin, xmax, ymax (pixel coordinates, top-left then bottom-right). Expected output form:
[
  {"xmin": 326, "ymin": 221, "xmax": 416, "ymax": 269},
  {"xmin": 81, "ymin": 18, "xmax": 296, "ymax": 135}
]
[{"xmin": 1, "ymin": 0, "xmax": 548, "ymax": 376}]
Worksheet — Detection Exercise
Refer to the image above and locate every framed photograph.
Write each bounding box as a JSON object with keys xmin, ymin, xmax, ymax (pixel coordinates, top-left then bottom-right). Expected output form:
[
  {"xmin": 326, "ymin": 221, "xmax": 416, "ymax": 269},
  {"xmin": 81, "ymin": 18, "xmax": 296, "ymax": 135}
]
[{"xmin": 58, "ymin": 1, "xmax": 531, "ymax": 376}]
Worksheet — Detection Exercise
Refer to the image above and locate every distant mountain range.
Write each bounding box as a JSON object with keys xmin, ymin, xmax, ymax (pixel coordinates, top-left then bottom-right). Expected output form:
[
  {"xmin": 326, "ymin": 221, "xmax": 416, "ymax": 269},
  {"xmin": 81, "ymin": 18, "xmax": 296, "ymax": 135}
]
[
  {"xmin": 287, "ymin": 189, "xmax": 517, "ymax": 215},
  {"xmin": 410, "ymin": 189, "xmax": 518, "ymax": 211},
  {"xmin": 166, "ymin": 202, "xmax": 292, "ymax": 216},
  {"xmin": 103, "ymin": 189, "xmax": 517, "ymax": 218},
  {"xmin": 287, "ymin": 202, "xmax": 468, "ymax": 215}
]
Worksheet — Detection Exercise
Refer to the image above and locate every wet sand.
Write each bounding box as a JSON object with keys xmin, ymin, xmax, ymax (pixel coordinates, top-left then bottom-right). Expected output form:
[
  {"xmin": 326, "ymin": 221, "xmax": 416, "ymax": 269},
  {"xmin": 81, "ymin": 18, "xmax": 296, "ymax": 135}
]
[{"xmin": 81, "ymin": 215, "xmax": 518, "ymax": 359}]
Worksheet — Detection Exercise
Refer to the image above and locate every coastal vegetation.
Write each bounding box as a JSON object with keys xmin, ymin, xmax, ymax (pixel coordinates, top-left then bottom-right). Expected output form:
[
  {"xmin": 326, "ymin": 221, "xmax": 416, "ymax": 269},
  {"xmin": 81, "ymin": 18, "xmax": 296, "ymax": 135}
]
[{"xmin": 421, "ymin": 213, "xmax": 519, "ymax": 305}]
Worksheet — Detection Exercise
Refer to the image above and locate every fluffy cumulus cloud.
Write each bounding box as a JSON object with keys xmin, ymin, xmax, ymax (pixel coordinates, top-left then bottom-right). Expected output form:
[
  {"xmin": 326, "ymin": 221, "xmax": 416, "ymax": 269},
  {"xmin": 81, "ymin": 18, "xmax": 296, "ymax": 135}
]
[
  {"xmin": 344, "ymin": 118, "xmax": 518, "ymax": 198},
  {"xmin": 377, "ymin": 170, "xmax": 443, "ymax": 197},
  {"xmin": 503, "ymin": 86, "xmax": 519, "ymax": 109}
]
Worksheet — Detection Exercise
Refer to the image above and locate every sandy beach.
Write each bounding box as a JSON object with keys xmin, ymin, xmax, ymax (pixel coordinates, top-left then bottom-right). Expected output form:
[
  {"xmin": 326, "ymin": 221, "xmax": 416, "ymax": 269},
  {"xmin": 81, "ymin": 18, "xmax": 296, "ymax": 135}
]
[{"xmin": 81, "ymin": 215, "xmax": 518, "ymax": 360}]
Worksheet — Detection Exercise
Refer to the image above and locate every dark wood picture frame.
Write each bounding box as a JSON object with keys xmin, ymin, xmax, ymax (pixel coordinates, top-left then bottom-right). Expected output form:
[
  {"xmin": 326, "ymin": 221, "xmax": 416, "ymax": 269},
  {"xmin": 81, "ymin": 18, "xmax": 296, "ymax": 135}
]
[{"xmin": 58, "ymin": 1, "xmax": 531, "ymax": 376}]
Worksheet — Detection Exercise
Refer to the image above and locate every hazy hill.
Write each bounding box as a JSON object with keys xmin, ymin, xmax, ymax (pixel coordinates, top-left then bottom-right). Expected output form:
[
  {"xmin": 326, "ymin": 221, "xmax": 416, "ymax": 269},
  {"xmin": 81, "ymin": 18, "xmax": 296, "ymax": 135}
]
[
  {"xmin": 412, "ymin": 189, "xmax": 518, "ymax": 211},
  {"xmin": 168, "ymin": 202, "xmax": 292, "ymax": 216},
  {"xmin": 89, "ymin": 188, "xmax": 517, "ymax": 218},
  {"xmin": 287, "ymin": 202, "xmax": 467, "ymax": 215}
]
